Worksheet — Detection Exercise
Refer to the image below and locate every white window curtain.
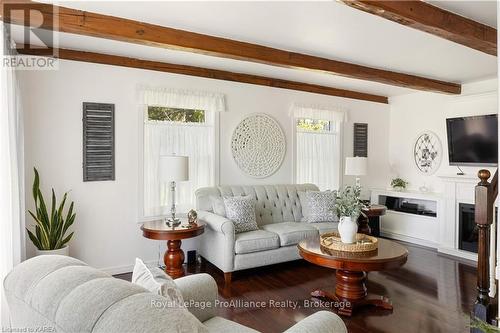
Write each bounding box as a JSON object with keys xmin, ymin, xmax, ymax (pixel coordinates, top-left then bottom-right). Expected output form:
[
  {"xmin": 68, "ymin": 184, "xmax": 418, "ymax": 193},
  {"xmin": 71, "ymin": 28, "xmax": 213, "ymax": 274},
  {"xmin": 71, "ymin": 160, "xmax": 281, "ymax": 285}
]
[
  {"xmin": 141, "ymin": 87, "xmax": 225, "ymax": 218},
  {"xmin": 293, "ymin": 104, "xmax": 345, "ymax": 191},
  {"xmin": 0, "ymin": 28, "xmax": 25, "ymax": 328},
  {"xmin": 139, "ymin": 86, "xmax": 226, "ymax": 112}
]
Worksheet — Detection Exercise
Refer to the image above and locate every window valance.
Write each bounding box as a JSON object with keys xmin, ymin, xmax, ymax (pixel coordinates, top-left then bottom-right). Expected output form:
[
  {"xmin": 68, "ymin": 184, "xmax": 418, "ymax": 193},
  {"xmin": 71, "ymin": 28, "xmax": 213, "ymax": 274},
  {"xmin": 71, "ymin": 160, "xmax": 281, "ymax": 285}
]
[
  {"xmin": 139, "ymin": 86, "xmax": 227, "ymax": 112},
  {"xmin": 290, "ymin": 103, "xmax": 348, "ymax": 122}
]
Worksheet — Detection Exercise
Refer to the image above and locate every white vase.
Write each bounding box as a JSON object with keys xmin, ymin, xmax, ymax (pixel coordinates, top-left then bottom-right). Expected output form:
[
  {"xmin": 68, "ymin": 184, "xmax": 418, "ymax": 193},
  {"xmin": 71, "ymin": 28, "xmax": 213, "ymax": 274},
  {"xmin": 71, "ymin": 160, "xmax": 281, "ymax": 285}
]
[
  {"xmin": 338, "ymin": 216, "xmax": 358, "ymax": 244},
  {"xmin": 35, "ymin": 245, "xmax": 69, "ymax": 256}
]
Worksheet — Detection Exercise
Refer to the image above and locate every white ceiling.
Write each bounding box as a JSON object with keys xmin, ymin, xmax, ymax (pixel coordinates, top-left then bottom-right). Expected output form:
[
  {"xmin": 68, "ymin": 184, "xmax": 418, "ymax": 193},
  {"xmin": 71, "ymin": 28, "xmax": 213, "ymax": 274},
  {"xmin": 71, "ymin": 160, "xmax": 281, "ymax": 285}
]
[
  {"xmin": 18, "ymin": 1, "xmax": 498, "ymax": 98},
  {"xmin": 428, "ymin": 0, "xmax": 497, "ymax": 27}
]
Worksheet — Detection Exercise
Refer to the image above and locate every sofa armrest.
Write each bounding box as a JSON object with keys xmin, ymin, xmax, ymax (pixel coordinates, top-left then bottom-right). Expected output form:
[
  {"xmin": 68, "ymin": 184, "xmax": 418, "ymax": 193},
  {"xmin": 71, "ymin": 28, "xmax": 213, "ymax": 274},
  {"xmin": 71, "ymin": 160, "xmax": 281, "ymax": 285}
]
[
  {"xmin": 175, "ymin": 273, "xmax": 218, "ymax": 323},
  {"xmin": 198, "ymin": 211, "xmax": 234, "ymax": 235},
  {"xmin": 283, "ymin": 311, "xmax": 347, "ymax": 333}
]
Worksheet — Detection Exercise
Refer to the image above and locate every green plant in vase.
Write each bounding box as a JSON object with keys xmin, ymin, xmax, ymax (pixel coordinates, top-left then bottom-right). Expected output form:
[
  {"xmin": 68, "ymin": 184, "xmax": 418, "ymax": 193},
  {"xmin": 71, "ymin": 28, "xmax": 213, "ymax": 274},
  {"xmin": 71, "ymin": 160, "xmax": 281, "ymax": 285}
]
[
  {"xmin": 26, "ymin": 168, "xmax": 76, "ymax": 255},
  {"xmin": 334, "ymin": 185, "xmax": 364, "ymax": 243},
  {"xmin": 391, "ymin": 178, "xmax": 409, "ymax": 191}
]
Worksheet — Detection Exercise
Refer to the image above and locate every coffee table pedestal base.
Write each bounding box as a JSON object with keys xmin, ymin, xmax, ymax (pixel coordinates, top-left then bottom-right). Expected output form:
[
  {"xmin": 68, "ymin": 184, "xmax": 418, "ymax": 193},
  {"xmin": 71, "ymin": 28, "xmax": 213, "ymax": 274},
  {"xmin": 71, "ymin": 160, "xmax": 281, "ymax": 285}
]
[
  {"xmin": 164, "ymin": 239, "xmax": 185, "ymax": 279},
  {"xmin": 311, "ymin": 270, "xmax": 393, "ymax": 316}
]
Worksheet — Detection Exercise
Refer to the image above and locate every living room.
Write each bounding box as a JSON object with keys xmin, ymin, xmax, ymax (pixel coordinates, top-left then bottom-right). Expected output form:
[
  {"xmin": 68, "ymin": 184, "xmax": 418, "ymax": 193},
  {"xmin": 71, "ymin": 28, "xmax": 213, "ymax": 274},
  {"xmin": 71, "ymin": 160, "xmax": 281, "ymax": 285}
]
[{"xmin": 1, "ymin": 1, "xmax": 499, "ymax": 333}]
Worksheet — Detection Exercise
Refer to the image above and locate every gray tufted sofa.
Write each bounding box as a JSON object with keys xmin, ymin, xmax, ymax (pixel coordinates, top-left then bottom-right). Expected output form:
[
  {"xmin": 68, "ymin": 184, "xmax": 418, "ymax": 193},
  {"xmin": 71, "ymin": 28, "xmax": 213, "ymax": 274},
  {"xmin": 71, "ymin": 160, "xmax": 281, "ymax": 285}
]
[
  {"xmin": 195, "ymin": 184, "xmax": 339, "ymax": 282},
  {"xmin": 4, "ymin": 255, "xmax": 347, "ymax": 333}
]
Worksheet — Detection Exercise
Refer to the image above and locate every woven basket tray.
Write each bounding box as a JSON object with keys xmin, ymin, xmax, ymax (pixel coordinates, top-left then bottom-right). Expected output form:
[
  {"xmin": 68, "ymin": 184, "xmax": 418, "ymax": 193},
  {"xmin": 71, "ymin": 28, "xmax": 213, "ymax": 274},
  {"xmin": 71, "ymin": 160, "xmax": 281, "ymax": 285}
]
[{"xmin": 320, "ymin": 232, "xmax": 378, "ymax": 253}]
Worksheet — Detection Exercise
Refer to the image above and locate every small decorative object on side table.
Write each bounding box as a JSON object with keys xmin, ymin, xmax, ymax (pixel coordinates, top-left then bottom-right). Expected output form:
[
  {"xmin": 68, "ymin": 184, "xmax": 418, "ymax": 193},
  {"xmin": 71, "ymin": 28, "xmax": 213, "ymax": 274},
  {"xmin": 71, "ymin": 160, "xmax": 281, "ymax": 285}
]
[
  {"xmin": 187, "ymin": 209, "xmax": 198, "ymax": 224},
  {"xmin": 141, "ymin": 219, "xmax": 204, "ymax": 279},
  {"xmin": 357, "ymin": 204, "xmax": 387, "ymax": 237}
]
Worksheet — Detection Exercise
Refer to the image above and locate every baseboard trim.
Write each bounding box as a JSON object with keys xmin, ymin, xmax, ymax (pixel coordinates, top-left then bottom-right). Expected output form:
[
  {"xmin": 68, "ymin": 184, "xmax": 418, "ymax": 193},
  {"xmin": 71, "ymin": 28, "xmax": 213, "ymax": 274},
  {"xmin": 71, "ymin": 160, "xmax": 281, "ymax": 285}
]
[
  {"xmin": 100, "ymin": 259, "xmax": 158, "ymax": 275},
  {"xmin": 380, "ymin": 230, "xmax": 438, "ymax": 249},
  {"xmin": 437, "ymin": 246, "xmax": 477, "ymax": 262}
]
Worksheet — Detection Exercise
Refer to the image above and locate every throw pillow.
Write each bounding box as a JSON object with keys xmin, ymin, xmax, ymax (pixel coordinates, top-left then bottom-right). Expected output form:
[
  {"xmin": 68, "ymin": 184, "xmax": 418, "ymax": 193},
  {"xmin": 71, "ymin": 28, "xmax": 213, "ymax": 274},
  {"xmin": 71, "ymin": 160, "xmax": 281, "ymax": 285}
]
[
  {"xmin": 211, "ymin": 196, "xmax": 226, "ymax": 217},
  {"xmin": 131, "ymin": 258, "xmax": 184, "ymax": 308},
  {"xmin": 300, "ymin": 190, "xmax": 337, "ymax": 223},
  {"xmin": 223, "ymin": 195, "xmax": 259, "ymax": 233}
]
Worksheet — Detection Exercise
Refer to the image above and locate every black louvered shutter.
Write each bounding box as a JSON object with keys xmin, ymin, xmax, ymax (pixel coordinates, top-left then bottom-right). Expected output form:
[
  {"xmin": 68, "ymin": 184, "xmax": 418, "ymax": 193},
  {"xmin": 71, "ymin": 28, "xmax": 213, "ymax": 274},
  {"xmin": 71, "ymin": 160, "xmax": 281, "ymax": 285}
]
[
  {"xmin": 83, "ymin": 102, "xmax": 115, "ymax": 181},
  {"xmin": 353, "ymin": 123, "xmax": 368, "ymax": 157}
]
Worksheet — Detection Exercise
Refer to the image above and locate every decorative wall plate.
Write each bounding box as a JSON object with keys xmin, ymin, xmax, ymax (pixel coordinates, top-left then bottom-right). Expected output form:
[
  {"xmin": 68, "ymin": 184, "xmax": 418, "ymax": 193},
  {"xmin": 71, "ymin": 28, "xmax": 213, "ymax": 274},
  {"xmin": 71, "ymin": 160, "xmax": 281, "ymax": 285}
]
[
  {"xmin": 231, "ymin": 113, "xmax": 286, "ymax": 178},
  {"xmin": 413, "ymin": 131, "xmax": 442, "ymax": 175}
]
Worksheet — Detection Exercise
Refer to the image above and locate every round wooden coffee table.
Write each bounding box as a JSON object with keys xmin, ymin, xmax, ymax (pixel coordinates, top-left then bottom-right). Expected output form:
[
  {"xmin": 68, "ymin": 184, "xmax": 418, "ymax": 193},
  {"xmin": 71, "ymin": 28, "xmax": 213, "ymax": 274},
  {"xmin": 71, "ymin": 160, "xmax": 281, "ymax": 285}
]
[
  {"xmin": 141, "ymin": 220, "xmax": 204, "ymax": 279},
  {"xmin": 298, "ymin": 236, "xmax": 408, "ymax": 316}
]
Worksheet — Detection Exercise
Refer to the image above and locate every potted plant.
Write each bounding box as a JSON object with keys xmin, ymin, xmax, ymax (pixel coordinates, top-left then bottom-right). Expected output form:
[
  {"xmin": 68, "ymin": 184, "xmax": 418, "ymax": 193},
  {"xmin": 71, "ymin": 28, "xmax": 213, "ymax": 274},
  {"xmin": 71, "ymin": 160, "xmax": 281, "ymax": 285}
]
[
  {"xmin": 334, "ymin": 185, "xmax": 364, "ymax": 243},
  {"xmin": 391, "ymin": 177, "xmax": 409, "ymax": 191},
  {"xmin": 26, "ymin": 168, "xmax": 76, "ymax": 256},
  {"xmin": 470, "ymin": 316, "xmax": 500, "ymax": 333}
]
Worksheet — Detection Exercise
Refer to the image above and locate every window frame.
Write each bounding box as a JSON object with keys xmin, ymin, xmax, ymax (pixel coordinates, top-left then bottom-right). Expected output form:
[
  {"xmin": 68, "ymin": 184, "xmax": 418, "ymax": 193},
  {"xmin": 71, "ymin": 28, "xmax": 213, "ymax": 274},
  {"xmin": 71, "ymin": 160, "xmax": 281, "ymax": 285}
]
[
  {"xmin": 138, "ymin": 105, "xmax": 220, "ymax": 222},
  {"xmin": 292, "ymin": 116, "xmax": 344, "ymax": 190}
]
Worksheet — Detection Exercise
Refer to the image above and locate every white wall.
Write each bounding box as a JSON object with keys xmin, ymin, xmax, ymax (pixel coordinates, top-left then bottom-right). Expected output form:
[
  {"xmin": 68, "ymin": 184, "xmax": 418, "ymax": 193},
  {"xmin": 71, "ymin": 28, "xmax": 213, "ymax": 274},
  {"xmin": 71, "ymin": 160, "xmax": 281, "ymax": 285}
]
[
  {"xmin": 19, "ymin": 60, "xmax": 390, "ymax": 273},
  {"xmin": 388, "ymin": 78, "xmax": 498, "ymax": 194}
]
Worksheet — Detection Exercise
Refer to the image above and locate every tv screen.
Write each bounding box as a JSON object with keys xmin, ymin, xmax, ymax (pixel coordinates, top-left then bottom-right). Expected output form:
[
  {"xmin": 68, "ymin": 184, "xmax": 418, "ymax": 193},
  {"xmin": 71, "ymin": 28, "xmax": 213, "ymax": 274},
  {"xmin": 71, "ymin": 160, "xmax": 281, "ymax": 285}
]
[{"xmin": 446, "ymin": 114, "xmax": 498, "ymax": 166}]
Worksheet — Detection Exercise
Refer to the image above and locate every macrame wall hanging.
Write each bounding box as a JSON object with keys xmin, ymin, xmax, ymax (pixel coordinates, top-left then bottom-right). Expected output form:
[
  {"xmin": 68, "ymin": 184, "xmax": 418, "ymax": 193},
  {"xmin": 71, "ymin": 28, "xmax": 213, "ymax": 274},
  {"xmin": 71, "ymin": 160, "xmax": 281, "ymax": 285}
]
[{"xmin": 231, "ymin": 113, "xmax": 286, "ymax": 178}]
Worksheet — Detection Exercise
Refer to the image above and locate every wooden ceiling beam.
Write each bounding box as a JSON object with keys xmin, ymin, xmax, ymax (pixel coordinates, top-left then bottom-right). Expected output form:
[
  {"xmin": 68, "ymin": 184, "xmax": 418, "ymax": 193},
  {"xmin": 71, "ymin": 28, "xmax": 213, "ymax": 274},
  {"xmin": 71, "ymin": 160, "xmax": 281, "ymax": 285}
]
[
  {"xmin": 339, "ymin": 0, "xmax": 497, "ymax": 56},
  {"xmin": 17, "ymin": 46, "xmax": 389, "ymax": 104},
  {"xmin": 1, "ymin": 0, "xmax": 460, "ymax": 94}
]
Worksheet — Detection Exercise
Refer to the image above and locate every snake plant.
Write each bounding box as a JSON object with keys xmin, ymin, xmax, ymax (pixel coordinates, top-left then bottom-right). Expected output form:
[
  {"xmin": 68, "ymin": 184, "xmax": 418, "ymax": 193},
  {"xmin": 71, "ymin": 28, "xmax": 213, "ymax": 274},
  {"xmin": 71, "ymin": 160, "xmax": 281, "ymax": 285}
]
[{"xmin": 26, "ymin": 168, "xmax": 76, "ymax": 250}]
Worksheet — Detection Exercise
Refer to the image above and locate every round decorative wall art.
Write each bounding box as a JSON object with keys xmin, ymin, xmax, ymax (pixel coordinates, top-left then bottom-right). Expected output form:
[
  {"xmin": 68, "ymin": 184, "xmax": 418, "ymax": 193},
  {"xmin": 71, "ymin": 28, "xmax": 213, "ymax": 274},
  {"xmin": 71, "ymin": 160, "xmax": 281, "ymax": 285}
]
[
  {"xmin": 231, "ymin": 113, "xmax": 286, "ymax": 178},
  {"xmin": 413, "ymin": 131, "xmax": 442, "ymax": 175}
]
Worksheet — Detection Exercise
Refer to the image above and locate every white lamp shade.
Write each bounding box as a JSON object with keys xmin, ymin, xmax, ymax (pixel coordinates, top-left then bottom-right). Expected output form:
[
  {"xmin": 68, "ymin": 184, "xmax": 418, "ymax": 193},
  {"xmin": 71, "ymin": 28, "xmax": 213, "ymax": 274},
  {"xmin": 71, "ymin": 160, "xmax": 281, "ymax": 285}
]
[
  {"xmin": 159, "ymin": 155, "xmax": 189, "ymax": 182},
  {"xmin": 345, "ymin": 157, "xmax": 368, "ymax": 176}
]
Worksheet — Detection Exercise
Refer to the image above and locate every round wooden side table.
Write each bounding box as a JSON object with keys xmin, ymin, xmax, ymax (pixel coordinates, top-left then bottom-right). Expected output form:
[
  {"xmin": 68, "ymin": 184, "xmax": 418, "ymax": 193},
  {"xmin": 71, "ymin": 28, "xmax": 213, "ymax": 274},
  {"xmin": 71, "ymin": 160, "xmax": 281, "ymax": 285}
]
[
  {"xmin": 141, "ymin": 220, "xmax": 204, "ymax": 279},
  {"xmin": 358, "ymin": 204, "xmax": 387, "ymax": 236},
  {"xmin": 298, "ymin": 236, "xmax": 408, "ymax": 316}
]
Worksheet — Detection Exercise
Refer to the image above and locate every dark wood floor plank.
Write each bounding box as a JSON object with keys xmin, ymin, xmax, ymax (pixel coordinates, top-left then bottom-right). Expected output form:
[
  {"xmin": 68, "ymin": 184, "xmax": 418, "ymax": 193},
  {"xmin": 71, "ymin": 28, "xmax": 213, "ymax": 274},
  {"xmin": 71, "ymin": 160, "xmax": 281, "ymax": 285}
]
[{"xmin": 115, "ymin": 241, "xmax": 475, "ymax": 333}]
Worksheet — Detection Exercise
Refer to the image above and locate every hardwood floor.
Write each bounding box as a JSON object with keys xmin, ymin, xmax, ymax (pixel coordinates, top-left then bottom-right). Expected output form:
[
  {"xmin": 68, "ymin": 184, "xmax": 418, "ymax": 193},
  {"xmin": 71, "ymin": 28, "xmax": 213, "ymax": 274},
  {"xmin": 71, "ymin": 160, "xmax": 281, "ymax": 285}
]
[{"xmin": 115, "ymin": 241, "xmax": 477, "ymax": 333}]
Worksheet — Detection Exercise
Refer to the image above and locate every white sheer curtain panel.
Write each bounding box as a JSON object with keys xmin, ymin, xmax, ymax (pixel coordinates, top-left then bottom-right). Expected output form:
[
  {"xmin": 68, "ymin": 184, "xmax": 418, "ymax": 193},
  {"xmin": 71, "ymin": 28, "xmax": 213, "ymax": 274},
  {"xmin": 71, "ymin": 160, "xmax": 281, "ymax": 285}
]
[
  {"xmin": 140, "ymin": 86, "xmax": 224, "ymax": 218},
  {"xmin": 0, "ymin": 28, "xmax": 25, "ymax": 329},
  {"xmin": 293, "ymin": 103, "xmax": 345, "ymax": 191},
  {"xmin": 144, "ymin": 116, "xmax": 215, "ymax": 217},
  {"xmin": 296, "ymin": 131, "xmax": 340, "ymax": 191}
]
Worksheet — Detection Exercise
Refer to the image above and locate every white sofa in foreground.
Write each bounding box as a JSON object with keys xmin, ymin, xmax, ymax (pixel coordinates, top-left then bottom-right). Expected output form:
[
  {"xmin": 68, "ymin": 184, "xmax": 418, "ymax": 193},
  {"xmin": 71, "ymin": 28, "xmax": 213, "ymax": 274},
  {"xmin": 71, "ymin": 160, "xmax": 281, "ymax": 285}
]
[
  {"xmin": 196, "ymin": 184, "xmax": 339, "ymax": 283},
  {"xmin": 4, "ymin": 255, "xmax": 347, "ymax": 333}
]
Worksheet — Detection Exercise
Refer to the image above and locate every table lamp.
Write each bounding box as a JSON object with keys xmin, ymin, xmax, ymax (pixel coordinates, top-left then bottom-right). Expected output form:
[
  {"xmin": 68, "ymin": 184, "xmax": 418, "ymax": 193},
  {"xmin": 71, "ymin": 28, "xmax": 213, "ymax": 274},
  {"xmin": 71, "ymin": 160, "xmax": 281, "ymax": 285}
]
[
  {"xmin": 345, "ymin": 157, "xmax": 367, "ymax": 188},
  {"xmin": 159, "ymin": 155, "xmax": 189, "ymax": 226}
]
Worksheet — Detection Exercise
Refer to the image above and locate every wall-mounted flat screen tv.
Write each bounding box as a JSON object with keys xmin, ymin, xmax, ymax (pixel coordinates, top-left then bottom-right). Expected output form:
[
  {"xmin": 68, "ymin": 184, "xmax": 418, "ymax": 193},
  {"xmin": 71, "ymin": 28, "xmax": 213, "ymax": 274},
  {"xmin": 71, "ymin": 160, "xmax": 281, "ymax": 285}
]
[{"xmin": 446, "ymin": 114, "xmax": 498, "ymax": 166}]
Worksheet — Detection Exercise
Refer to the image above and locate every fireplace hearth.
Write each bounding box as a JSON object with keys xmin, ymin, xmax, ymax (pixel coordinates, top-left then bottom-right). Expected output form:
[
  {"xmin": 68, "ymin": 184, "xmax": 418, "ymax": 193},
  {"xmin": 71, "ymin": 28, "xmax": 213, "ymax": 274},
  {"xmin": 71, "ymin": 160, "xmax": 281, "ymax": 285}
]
[
  {"xmin": 458, "ymin": 203, "xmax": 477, "ymax": 253},
  {"xmin": 458, "ymin": 203, "xmax": 497, "ymax": 254}
]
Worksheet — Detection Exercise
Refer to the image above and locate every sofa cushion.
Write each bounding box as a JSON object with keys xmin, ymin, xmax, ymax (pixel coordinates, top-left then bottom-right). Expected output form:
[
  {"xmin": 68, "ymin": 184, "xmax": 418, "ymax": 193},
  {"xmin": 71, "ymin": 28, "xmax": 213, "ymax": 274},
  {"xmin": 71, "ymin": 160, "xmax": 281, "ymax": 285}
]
[
  {"xmin": 299, "ymin": 190, "xmax": 337, "ymax": 223},
  {"xmin": 203, "ymin": 316, "xmax": 259, "ymax": 333},
  {"xmin": 93, "ymin": 293, "xmax": 208, "ymax": 333},
  {"xmin": 308, "ymin": 222, "xmax": 339, "ymax": 235},
  {"xmin": 211, "ymin": 196, "xmax": 226, "ymax": 216},
  {"xmin": 3, "ymin": 254, "xmax": 86, "ymax": 302},
  {"xmin": 234, "ymin": 230, "xmax": 280, "ymax": 254},
  {"xmin": 262, "ymin": 222, "xmax": 318, "ymax": 246},
  {"xmin": 224, "ymin": 195, "xmax": 259, "ymax": 233}
]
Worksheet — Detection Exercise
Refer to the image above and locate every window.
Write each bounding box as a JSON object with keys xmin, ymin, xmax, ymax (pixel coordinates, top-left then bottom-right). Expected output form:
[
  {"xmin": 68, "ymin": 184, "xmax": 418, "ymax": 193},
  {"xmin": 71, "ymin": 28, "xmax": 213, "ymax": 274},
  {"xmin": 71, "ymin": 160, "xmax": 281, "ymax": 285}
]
[
  {"xmin": 148, "ymin": 107, "xmax": 205, "ymax": 123},
  {"xmin": 295, "ymin": 117, "xmax": 341, "ymax": 191},
  {"xmin": 143, "ymin": 106, "xmax": 216, "ymax": 217}
]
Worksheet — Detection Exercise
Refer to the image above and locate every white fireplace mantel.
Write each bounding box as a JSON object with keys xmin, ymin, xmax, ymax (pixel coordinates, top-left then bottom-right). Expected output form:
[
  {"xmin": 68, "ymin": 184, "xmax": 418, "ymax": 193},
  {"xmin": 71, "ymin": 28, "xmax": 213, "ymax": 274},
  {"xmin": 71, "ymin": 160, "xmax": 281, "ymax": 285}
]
[{"xmin": 438, "ymin": 174, "xmax": 479, "ymax": 261}]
